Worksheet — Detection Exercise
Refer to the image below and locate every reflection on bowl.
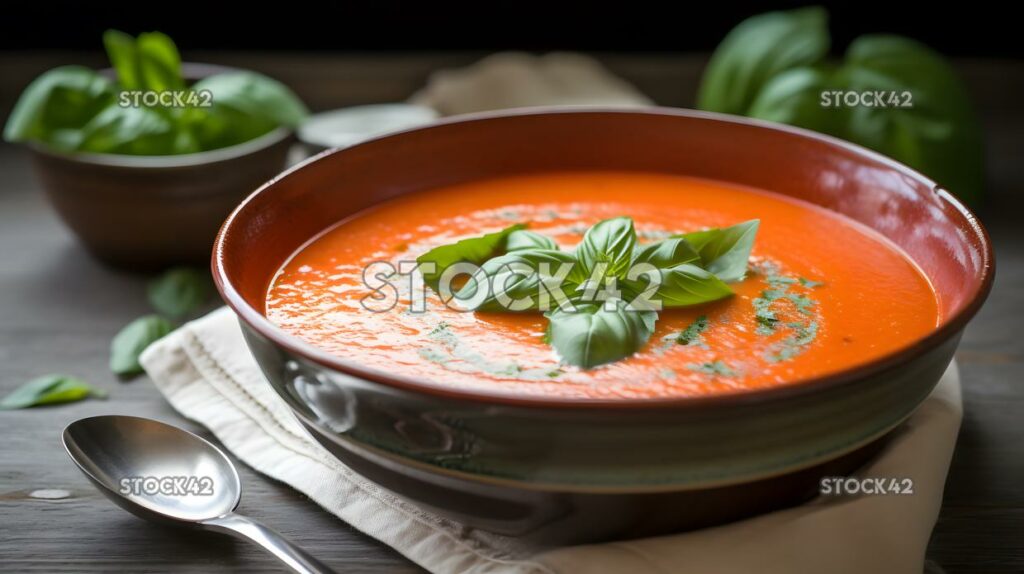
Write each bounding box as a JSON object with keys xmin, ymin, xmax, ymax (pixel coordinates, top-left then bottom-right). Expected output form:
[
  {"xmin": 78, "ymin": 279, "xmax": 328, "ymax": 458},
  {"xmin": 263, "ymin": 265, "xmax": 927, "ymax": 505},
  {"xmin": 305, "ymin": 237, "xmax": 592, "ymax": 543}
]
[{"xmin": 213, "ymin": 108, "xmax": 993, "ymax": 544}]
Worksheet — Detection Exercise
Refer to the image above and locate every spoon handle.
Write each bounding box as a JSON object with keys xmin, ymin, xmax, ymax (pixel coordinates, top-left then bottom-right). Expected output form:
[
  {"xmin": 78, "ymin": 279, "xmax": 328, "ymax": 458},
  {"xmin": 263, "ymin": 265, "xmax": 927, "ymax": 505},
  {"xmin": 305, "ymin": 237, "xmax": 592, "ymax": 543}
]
[{"xmin": 203, "ymin": 513, "xmax": 335, "ymax": 574}]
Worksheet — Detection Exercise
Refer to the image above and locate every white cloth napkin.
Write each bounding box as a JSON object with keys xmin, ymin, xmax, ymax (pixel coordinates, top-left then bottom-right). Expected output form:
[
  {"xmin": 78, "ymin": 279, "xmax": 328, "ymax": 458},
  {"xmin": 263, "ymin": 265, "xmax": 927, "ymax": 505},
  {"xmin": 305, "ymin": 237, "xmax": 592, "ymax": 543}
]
[{"xmin": 141, "ymin": 307, "xmax": 962, "ymax": 574}]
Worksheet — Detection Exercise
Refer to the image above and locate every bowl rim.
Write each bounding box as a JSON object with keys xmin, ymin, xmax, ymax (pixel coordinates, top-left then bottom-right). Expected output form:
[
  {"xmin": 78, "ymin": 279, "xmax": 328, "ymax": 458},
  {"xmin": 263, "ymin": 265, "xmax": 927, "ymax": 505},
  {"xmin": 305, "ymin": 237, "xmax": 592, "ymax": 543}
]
[
  {"xmin": 28, "ymin": 125, "xmax": 292, "ymax": 169},
  {"xmin": 213, "ymin": 106, "xmax": 995, "ymax": 410}
]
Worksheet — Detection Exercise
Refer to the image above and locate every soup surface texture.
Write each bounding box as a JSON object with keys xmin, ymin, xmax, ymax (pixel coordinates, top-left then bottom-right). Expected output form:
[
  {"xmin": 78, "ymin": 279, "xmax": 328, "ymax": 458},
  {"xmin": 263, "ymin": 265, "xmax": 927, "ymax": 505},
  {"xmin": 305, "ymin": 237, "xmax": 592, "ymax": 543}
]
[{"xmin": 266, "ymin": 172, "xmax": 940, "ymax": 399}]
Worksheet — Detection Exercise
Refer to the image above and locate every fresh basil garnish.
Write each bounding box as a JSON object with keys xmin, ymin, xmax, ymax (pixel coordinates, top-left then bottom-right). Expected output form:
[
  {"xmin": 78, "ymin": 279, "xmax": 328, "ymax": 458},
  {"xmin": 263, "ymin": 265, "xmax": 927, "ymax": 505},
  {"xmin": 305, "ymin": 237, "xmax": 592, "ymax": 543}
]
[
  {"xmin": 632, "ymin": 236, "xmax": 701, "ymax": 269},
  {"xmin": 505, "ymin": 229, "xmax": 559, "ymax": 252},
  {"xmin": 679, "ymin": 219, "xmax": 760, "ymax": 282},
  {"xmin": 698, "ymin": 7, "xmax": 983, "ymax": 204},
  {"xmin": 1, "ymin": 375, "xmax": 106, "ymax": 410},
  {"xmin": 546, "ymin": 301, "xmax": 657, "ymax": 369},
  {"xmin": 110, "ymin": 314, "xmax": 173, "ymax": 376},
  {"xmin": 653, "ymin": 264, "xmax": 734, "ymax": 307},
  {"xmin": 456, "ymin": 249, "xmax": 580, "ymax": 312},
  {"xmin": 575, "ymin": 216, "xmax": 637, "ymax": 280},
  {"xmin": 422, "ymin": 216, "xmax": 759, "ymax": 369},
  {"xmin": 416, "ymin": 223, "xmax": 525, "ymax": 289},
  {"xmin": 147, "ymin": 267, "xmax": 212, "ymax": 319}
]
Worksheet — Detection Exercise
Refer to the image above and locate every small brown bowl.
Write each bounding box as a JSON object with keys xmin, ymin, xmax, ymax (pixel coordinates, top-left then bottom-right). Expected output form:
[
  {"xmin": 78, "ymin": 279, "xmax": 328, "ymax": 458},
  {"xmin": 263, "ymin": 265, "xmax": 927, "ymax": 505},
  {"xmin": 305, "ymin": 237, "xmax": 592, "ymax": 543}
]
[{"xmin": 27, "ymin": 63, "xmax": 293, "ymax": 271}]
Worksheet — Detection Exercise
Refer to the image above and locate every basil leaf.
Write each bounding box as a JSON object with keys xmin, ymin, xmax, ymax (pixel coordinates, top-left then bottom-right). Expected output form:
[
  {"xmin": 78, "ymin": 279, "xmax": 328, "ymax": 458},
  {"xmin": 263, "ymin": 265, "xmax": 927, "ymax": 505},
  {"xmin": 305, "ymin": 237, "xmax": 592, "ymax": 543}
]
[
  {"xmin": 110, "ymin": 315, "xmax": 173, "ymax": 376},
  {"xmin": 506, "ymin": 229, "xmax": 558, "ymax": 252},
  {"xmin": 136, "ymin": 31, "xmax": 184, "ymax": 92},
  {"xmin": 679, "ymin": 219, "xmax": 759, "ymax": 282},
  {"xmin": 747, "ymin": 67, "xmax": 834, "ymax": 131},
  {"xmin": 76, "ymin": 105, "xmax": 176, "ymax": 155},
  {"xmin": 546, "ymin": 300, "xmax": 656, "ymax": 369},
  {"xmin": 2, "ymin": 66, "xmax": 115, "ymax": 145},
  {"xmin": 576, "ymin": 217, "xmax": 637, "ymax": 280},
  {"xmin": 103, "ymin": 30, "xmax": 142, "ymax": 90},
  {"xmin": 193, "ymin": 71, "xmax": 309, "ymax": 130},
  {"xmin": 835, "ymin": 35, "xmax": 984, "ymax": 204},
  {"xmin": 697, "ymin": 6, "xmax": 829, "ymax": 115},
  {"xmin": 456, "ymin": 249, "xmax": 580, "ymax": 312},
  {"xmin": 632, "ymin": 236, "xmax": 701, "ymax": 269},
  {"xmin": 651, "ymin": 264, "xmax": 734, "ymax": 308},
  {"xmin": 417, "ymin": 224, "xmax": 525, "ymax": 290},
  {"xmin": 1, "ymin": 375, "xmax": 106, "ymax": 410},
  {"xmin": 148, "ymin": 267, "xmax": 212, "ymax": 319}
]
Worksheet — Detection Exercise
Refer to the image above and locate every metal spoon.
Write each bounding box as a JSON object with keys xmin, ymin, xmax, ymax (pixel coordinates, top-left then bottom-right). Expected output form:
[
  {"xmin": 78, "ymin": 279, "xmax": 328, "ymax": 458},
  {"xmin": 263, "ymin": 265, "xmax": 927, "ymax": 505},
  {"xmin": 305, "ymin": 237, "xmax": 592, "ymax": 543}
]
[{"xmin": 62, "ymin": 415, "xmax": 334, "ymax": 574}]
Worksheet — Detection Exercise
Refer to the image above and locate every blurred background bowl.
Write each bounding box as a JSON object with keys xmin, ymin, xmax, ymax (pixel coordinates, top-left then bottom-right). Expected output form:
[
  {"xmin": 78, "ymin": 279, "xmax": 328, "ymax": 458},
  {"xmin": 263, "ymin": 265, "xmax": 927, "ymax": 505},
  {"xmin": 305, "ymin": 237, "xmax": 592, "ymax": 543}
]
[{"xmin": 28, "ymin": 63, "xmax": 294, "ymax": 271}]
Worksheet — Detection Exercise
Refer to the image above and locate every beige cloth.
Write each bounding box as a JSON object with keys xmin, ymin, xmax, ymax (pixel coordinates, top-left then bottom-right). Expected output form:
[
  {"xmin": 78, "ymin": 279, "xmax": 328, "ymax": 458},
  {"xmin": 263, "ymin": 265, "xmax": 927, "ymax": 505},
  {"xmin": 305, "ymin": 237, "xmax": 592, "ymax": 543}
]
[{"xmin": 141, "ymin": 307, "xmax": 961, "ymax": 574}]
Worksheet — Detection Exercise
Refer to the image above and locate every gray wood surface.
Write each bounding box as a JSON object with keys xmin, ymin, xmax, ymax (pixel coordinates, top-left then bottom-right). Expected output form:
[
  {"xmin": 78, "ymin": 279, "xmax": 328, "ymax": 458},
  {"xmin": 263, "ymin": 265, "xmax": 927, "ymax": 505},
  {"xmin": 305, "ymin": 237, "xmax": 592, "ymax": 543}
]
[{"xmin": 0, "ymin": 53, "xmax": 1022, "ymax": 573}]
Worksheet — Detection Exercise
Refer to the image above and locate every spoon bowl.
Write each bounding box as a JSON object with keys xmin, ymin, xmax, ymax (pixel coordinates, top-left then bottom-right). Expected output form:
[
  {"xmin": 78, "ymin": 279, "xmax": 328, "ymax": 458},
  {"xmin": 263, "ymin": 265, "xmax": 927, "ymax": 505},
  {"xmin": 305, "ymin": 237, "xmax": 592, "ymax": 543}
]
[{"xmin": 62, "ymin": 415, "xmax": 333, "ymax": 573}]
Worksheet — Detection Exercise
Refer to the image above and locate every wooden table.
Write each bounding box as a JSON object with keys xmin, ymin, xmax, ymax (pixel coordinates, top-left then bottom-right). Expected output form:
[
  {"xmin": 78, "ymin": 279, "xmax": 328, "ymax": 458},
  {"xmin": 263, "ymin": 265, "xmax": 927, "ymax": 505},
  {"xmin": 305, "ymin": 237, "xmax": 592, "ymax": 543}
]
[{"xmin": 0, "ymin": 54, "xmax": 1021, "ymax": 573}]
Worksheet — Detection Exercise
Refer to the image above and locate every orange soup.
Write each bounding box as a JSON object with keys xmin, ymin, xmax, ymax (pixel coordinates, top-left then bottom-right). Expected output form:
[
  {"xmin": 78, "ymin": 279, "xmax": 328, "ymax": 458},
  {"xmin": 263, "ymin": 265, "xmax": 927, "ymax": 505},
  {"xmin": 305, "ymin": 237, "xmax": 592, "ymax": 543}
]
[{"xmin": 266, "ymin": 171, "xmax": 940, "ymax": 399}]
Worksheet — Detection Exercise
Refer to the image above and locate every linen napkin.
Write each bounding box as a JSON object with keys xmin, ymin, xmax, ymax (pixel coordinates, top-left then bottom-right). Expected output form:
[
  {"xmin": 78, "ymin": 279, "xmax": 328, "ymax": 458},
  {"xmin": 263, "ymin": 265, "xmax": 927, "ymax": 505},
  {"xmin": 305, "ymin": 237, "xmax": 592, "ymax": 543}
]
[{"xmin": 140, "ymin": 307, "xmax": 962, "ymax": 574}]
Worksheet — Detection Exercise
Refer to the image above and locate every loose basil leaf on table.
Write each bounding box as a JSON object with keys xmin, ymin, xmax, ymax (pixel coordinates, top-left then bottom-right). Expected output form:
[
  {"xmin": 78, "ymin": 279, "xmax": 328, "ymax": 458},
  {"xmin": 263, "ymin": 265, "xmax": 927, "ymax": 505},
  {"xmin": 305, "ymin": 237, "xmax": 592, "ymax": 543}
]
[
  {"xmin": 575, "ymin": 216, "xmax": 637, "ymax": 280},
  {"xmin": 455, "ymin": 249, "xmax": 580, "ymax": 312},
  {"xmin": 110, "ymin": 315, "xmax": 174, "ymax": 377},
  {"xmin": 1, "ymin": 375, "xmax": 106, "ymax": 410},
  {"xmin": 505, "ymin": 229, "xmax": 559, "ymax": 252},
  {"xmin": 416, "ymin": 223, "xmax": 525, "ymax": 289},
  {"xmin": 697, "ymin": 6, "xmax": 829, "ymax": 115},
  {"xmin": 148, "ymin": 267, "xmax": 213, "ymax": 319},
  {"xmin": 546, "ymin": 301, "xmax": 657, "ymax": 369},
  {"xmin": 678, "ymin": 219, "xmax": 760, "ymax": 282},
  {"xmin": 2, "ymin": 66, "xmax": 116, "ymax": 146}
]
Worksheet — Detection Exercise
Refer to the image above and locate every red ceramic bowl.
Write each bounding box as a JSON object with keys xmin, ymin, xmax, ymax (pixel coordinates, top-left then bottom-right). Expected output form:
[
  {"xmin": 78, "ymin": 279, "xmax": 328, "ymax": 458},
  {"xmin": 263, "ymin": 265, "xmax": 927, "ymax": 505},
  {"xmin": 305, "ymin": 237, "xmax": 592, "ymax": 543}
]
[{"xmin": 213, "ymin": 108, "xmax": 993, "ymax": 543}]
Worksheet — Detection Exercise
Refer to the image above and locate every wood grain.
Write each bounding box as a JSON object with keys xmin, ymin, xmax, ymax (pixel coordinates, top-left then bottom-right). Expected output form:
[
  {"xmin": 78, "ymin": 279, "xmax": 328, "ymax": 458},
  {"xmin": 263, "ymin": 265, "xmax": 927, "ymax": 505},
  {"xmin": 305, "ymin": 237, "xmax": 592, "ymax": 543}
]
[{"xmin": 1, "ymin": 53, "xmax": 1022, "ymax": 573}]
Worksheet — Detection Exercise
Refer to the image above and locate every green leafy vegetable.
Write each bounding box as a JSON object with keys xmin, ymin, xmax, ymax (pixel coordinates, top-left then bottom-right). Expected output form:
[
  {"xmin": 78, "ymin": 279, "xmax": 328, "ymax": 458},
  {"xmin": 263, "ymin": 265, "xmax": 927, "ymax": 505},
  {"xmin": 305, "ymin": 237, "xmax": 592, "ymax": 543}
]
[
  {"xmin": 3, "ymin": 66, "xmax": 116, "ymax": 146},
  {"xmin": 147, "ymin": 267, "xmax": 212, "ymax": 319},
  {"xmin": 423, "ymin": 217, "xmax": 759, "ymax": 369},
  {"xmin": 653, "ymin": 264, "xmax": 734, "ymax": 308},
  {"xmin": 110, "ymin": 315, "xmax": 173, "ymax": 376},
  {"xmin": 416, "ymin": 224, "xmax": 525, "ymax": 289},
  {"xmin": 575, "ymin": 217, "xmax": 637, "ymax": 280},
  {"xmin": 632, "ymin": 237, "xmax": 701, "ymax": 269},
  {"xmin": 680, "ymin": 220, "xmax": 760, "ymax": 282},
  {"xmin": 546, "ymin": 301, "xmax": 657, "ymax": 369},
  {"xmin": 456, "ymin": 249, "xmax": 579, "ymax": 312},
  {"xmin": 697, "ymin": 7, "xmax": 829, "ymax": 115},
  {"xmin": 136, "ymin": 31, "xmax": 184, "ymax": 92},
  {"xmin": 698, "ymin": 7, "xmax": 984, "ymax": 204},
  {"xmin": 3, "ymin": 30, "xmax": 309, "ymax": 156},
  {"xmin": 674, "ymin": 315, "xmax": 709, "ymax": 346},
  {"xmin": 506, "ymin": 229, "xmax": 559, "ymax": 252},
  {"xmin": 1, "ymin": 375, "xmax": 106, "ymax": 410}
]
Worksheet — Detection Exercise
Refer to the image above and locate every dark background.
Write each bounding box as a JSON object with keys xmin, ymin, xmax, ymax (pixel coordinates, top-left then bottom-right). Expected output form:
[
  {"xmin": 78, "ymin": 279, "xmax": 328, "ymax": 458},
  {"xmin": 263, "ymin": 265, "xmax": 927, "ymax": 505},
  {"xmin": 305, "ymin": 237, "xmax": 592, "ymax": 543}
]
[{"xmin": 0, "ymin": 2, "xmax": 1020, "ymax": 58}]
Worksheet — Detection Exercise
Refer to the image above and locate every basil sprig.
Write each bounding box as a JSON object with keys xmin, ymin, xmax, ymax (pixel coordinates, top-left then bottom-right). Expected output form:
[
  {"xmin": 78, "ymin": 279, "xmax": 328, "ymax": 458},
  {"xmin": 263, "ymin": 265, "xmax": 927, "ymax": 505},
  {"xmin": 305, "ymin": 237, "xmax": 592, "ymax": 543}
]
[
  {"xmin": 420, "ymin": 218, "xmax": 759, "ymax": 369},
  {"xmin": 697, "ymin": 7, "xmax": 984, "ymax": 204}
]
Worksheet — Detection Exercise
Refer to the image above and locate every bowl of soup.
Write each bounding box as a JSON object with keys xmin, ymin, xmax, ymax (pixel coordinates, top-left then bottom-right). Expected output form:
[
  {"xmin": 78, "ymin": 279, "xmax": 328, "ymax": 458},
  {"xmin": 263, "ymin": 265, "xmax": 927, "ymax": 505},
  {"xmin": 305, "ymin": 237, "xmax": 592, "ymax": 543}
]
[{"xmin": 213, "ymin": 108, "xmax": 993, "ymax": 543}]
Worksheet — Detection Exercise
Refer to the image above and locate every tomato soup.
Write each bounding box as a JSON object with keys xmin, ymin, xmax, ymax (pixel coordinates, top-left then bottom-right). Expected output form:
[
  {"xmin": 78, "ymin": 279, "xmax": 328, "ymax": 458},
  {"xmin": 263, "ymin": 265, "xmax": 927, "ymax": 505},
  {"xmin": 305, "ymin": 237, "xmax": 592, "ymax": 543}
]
[{"xmin": 266, "ymin": 171, "xmax": 940, "ymax": 399}]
